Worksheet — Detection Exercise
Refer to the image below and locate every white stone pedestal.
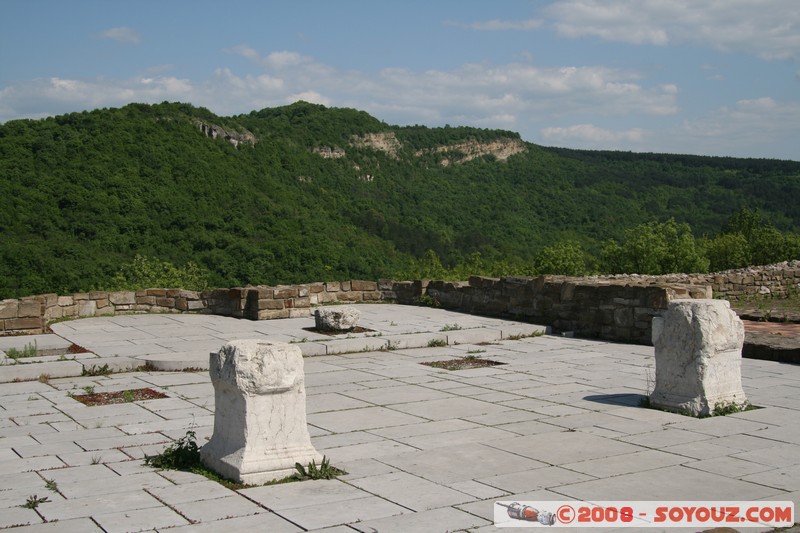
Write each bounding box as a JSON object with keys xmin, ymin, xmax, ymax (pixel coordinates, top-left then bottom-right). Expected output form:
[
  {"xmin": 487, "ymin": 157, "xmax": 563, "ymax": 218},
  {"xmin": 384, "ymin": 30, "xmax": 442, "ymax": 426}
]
[
  {"xmin": 200, "ymin": 340, "xmax": 322, "ymax": 484},
  {"xmin": 650, "ymin": 299, "xmax": 747, "ymax": 417}
]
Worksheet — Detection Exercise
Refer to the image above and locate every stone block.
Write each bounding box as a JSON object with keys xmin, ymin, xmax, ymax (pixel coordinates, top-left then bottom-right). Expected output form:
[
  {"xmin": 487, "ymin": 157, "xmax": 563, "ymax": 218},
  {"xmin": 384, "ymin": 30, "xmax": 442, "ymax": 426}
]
[
  {"xmin": 5, "ymin": 317, "xmax": 42, "ymax": 330},
  {"xmin": 337, "ymin": 291, "xmax": 363, "ymax": 302},
  {"xmin": 325, "ymin": 281, "xmax": 341, "ymax": 292},
  {"xmin": 57, "ymin": 296, "xmax": 74, "ymax": 306},
  {"xmin": 613, "ymin": 308, "xmax": 634, "ymax": 328},
  {"xmin": 78, "ymin": 300, "xmax": 97, "ymax": 317},
  {"xmin": 308, "ymin": 283, "xmax": 324, "ymax": 293},
  {"xmin": 274, "ymin": 287, "xmax": 298, "ymax": 299},
  {"xmin": 224, "ymin": 288, "xmax": 242, "ymax": 300},
  {"xmin": 109, "ymin": 291, "xmax": 136, "ymax": 305},
  {"xmin": 362, "ymin": 291, "xmax": 382, "ymax": 301},
  {"xmin": 315, "ymin": 307, "xmax": 360, "ymax": 331},
  {"xmin": 0, "ymin": 301, "xmax": 17, "ymax": 319},
  {"xmin": 156, "ymin": 297, "xmax": 175, "ymax": 307},
  {"xmin": 136, "ymin": 296, "xmax": 156, "ymax": 305},
  {"xmin": 350, "ymin": 280, "xmax": 378, "ymax": 291},
  {"xmin": 18, "ymin": 300, "xmax": 41, "ymax": 318},
  {"xmin": 187, "ymin": 300, "xmax": 206, "ymax": 311},
  {"xmin": 96, "ymin": 305, "xmax": 115, "ymax": 316},
  {"xmin": 288, "ymin": 297, "xmax": 311, "ymax": 309},
  {"xmin": 89, "ymin": 291, "xmax": 109, "ymax": 300},
  {"xmin": 316, "ymin": 291, "xmax": 337, "ymax": 304},
  {"xmin": 258, "ymin": 309, "xmax": 291, "ymax": 320},
  {"xmin": 650, "ymin": 299, "xmax": 746, "ymax": 417},
  {"xmin": 341, "ymin": 281, "xmax": 351, "ymax": 291},
  {"xmin": 259, "ymin": 299, "xmax": 285, "ymax": 310},
  {"xmin": 45, "ymin": 306, "xmax": 63, "ymax": 320},
  {"xmin": 200, "ymin": 340, "xmax": 322, "ymax": 484}
]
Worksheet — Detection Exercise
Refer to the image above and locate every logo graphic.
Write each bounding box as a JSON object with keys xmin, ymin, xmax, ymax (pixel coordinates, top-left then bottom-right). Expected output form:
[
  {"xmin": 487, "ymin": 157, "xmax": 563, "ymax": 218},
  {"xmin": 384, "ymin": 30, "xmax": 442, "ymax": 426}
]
[{"xmin": 496, "ymin": 502, "xmax": 556, "ymax": 525}]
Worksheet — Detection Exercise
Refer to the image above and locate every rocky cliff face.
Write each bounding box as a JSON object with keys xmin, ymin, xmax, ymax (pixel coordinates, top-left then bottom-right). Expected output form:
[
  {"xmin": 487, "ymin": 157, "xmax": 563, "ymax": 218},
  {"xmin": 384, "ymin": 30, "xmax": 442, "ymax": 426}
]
[
  {"xmin": 348, "ymin": 132, "xmax": 525, "ymax": 166},
  {"xmin": 418, "ymin": 138, "xmax": 526, "ymax": 166},
  {"xmin": 349, "ymin": 132, "xmax": 402, "ymax": 158},
  {"xmin": 195, "ymin": 120, "xmax": 256, "ymax": 147},
  {"xmin": 312, "ymin": 146, "xmax": 346, "ymax": 159}
]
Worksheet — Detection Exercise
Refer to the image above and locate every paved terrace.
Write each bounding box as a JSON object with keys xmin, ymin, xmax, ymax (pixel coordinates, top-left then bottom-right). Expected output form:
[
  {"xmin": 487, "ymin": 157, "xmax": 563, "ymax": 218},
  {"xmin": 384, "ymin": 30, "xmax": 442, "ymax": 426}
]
[{"xmin": 0, "ymin": 304, "xmax": 798, "ymax": 532}]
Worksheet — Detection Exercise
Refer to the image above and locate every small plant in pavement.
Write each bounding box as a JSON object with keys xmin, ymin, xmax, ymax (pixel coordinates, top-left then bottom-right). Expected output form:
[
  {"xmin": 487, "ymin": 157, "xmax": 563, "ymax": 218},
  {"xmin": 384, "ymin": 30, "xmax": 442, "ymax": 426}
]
[
  {"xmin": 293, "ymin": 456, "xmax": 345, "ymax": 480},
  {"xmin": 22, "ymin": 495, "xmax": 50, "ymax": 509}
]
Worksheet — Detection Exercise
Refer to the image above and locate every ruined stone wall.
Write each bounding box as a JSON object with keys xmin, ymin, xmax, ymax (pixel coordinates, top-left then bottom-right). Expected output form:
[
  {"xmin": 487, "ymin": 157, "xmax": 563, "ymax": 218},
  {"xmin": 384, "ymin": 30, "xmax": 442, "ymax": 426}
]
[
  {"xmin": 0, "ymin": 281, "xmax": 390, "ymax": 336},
  {"xmin": 582, "ymin": 260, "xmax": 800, "ymax": 300},
  {"xmin": 1, "ymin": 262, "xmax": 797, "ymax": 342},
  {"xmin": 393, "ymin": 276, "xmax": 710, "ymax": 344}
]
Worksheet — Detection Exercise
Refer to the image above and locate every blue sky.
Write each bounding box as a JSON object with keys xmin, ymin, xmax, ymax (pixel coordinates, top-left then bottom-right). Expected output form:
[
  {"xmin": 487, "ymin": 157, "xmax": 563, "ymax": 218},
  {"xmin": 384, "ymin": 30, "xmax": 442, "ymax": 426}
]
[{"xmin": 1, "ymin": 0, "xmax": 798, "ymax": 159}]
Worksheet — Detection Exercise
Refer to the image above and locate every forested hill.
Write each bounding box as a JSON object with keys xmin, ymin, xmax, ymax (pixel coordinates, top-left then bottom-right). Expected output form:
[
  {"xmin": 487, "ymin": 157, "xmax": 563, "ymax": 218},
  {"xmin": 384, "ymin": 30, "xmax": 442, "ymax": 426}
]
[{"xmin": 1, "ymin": 101, "xmax": 799, "ymax": 299}]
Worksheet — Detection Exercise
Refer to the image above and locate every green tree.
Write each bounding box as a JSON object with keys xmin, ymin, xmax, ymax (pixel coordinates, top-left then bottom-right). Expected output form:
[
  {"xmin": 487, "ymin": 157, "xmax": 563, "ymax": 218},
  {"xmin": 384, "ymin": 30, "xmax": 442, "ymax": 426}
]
[
  {"xmin": 704, "ymin": 233, "xmax": 750, "ymax": 271},
  {"xmin": 600, "ymin": 219, "xmax": 709, "ymax": 275},
  {"xmin": 532, "ymin": 241, "xmax": 593, "ymax": 276}
]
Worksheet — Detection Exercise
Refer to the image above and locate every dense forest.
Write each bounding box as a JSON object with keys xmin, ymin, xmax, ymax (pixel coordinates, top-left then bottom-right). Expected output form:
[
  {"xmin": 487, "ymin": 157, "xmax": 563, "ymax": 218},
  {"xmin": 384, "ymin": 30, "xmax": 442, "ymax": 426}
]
[{"xmin": 1, "ymin": 101, "xmax": 799, "ymax": 299}]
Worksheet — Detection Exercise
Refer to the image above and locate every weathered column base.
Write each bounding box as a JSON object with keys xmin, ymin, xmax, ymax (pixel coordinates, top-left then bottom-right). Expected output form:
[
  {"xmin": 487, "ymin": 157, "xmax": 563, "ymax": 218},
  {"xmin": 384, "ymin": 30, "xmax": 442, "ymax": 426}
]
[
  {"xmin": 202, "ymin": 443, "xmax": 322, "ymax": 485},
  {"xmin": 650, "ymin": 299, "xmax": 747, "ymax": 417},
  {"xmin": 199, "ymin": 340, "xmax": 322, "ymax": 484}
]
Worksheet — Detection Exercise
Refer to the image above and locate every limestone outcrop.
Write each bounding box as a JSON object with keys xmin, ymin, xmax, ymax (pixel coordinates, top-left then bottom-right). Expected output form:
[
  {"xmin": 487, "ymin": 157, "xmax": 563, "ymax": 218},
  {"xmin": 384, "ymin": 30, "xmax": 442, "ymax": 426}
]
[
  {"xmin": 195, "ymin": 120, "xmax": 256, "ymax": 147},
  {"xmin": 417, "ymin": 138, "xmax": 526, "ymax": 166},
  {"xmin": 349, "ymin": 132, "xmax": 402, "ymax": 158}
]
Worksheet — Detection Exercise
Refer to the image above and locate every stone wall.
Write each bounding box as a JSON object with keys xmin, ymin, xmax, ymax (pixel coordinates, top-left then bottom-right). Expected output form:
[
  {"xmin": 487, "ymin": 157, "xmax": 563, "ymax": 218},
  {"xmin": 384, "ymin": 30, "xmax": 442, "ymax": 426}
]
[
  {"xmin": 589, "ymin": 261, "xmax": 800, "ymax": 299},
  {"xmin": 1, "ymin": 262, "xmax": 797, "ymax": 343},
  {"xmin": 393, "ymin": 276, "xmax": 710, "ymax": 344},
  {"xmin": 0, "ymin": 281, "xmax": 390, "ymax": 337}
]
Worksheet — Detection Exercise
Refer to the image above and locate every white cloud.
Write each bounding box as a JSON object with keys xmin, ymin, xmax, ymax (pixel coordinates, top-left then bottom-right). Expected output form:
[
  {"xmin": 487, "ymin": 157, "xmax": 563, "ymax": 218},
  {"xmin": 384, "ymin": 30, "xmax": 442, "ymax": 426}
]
[
  {"xmin": 545, "ymin": 0, "xmax": 800, "ymax": 60},
  {"xmin": 448, "ymin": 19, "xmax": 544, "ymax": 31},
  {"xmin": 541, "ymin": 124, "xmax": 646, "ymax": 144},
  {"xmin": 288, "ymin": 90, "xmax": 331, "ymax": 106},
  {"xmin": 226, "ymin": 44, "xmax": 260, "ymax": 61},
  {"xmin": 0, "ymin": 50, "xmax": 678, "ymax": 144},
  {"xmin": 677, "ymin": 97, "xmax": 800, "ymax": 154},
  {"xmin": 100, "ymin": 27, "xmax": 141, "ymax": 44}
]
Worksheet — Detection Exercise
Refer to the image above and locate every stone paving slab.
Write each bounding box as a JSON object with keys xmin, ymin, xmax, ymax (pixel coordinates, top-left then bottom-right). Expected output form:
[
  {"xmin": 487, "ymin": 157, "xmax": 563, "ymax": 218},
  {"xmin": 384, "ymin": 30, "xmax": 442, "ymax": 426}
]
[{"xmin": 0, "ymin": 305, "xmax": 799, "ymax": 532}]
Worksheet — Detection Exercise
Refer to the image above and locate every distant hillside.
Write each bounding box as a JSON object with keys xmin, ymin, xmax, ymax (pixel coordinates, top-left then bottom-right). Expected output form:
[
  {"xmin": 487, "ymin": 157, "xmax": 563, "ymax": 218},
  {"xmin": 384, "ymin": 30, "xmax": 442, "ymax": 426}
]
[{"xmin": 1, "ymin": 101, "xmax": 799, "ymax": 298}]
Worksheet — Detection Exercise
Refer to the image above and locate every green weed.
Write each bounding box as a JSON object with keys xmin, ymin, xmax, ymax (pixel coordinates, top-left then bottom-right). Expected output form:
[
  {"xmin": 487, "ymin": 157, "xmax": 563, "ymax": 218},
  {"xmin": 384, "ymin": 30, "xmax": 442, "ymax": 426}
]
[
  {"xmin": 427, "ymin": 339, "xmax": 447, "ymax": 348},
  {"xmin": 712, "ymin": 400, "xmax": 755, "ymax": 416},
  {"xmin": 6, "ymin": 342, "xmax": 38, "ymax": 362},
  {"xmin": 144, "ymin": 430, "xmax": 201, "ymax": 470},
  {"xmin": 82, "ymin": 363, "xmax": 111, "ymax": 376},
  {"xmin": 293, "ymin": 456, "xmax": 346, "ymax": 481},
  {"xmin": 21, "ymin": 495, "xmax": 50, "ymax": 509},
  {"xmin": 505, "ymin": 331, "xmax": 544, "ymax": 341}
]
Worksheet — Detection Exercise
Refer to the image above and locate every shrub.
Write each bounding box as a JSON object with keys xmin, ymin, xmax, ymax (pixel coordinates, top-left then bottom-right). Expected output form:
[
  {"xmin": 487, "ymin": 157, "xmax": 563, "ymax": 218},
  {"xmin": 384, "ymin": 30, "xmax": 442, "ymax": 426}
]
[
  {"xmin": 106, "ymin": 255, "xmax": 209, "ymax": 291},
  {"xmin": 532, "ymin": 240, "xmax": 593, "ymax": 276},
  {"xmin": 600, "ymin": 219, "xmax": 709, "ymax": 275}
]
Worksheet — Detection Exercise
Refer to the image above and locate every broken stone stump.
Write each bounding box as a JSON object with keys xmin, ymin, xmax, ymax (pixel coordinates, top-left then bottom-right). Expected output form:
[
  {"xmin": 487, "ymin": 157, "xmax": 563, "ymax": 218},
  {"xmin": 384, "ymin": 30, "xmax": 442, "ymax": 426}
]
[
  {"xmin": 314, "ymin": 306, "xmax": 360, "ymax": 332},
  {"xmin": 650, "ymin": 299, "xmax": 747, "ymax": 417},
  {"xmin": 200, "ymin": 339, "xmax": 322, "ymax": 484}
]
